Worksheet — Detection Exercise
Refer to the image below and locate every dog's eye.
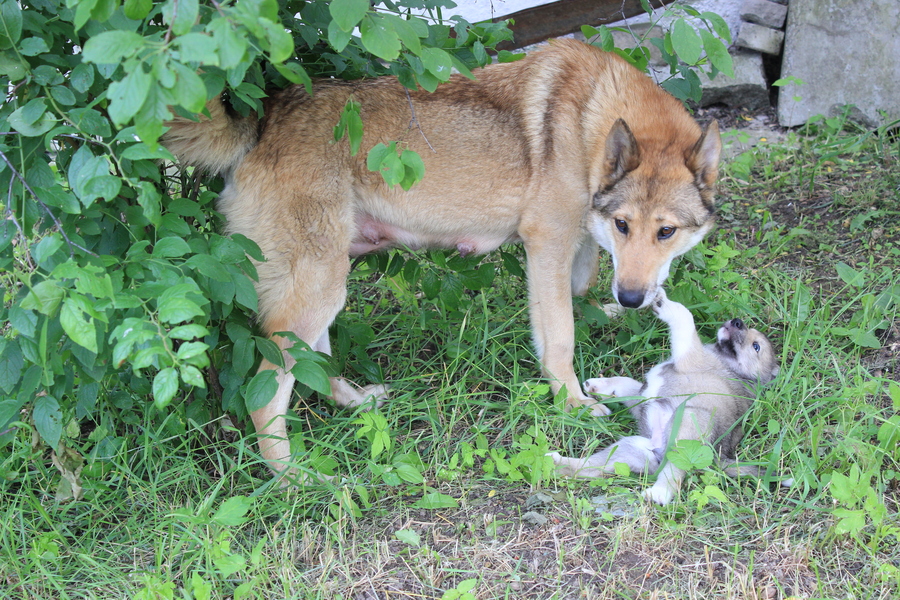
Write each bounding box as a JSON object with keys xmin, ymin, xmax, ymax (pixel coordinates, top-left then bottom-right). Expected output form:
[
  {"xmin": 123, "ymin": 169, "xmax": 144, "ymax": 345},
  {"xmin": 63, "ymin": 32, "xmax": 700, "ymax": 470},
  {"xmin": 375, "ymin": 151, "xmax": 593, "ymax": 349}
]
[
  {"xmin": 615, "ymin": 218, "xmax": 628, "ymax": 234},
  {"xmin": 753, "ymin": 342, "xmax": 760, "ymax": 352},
  {"xmin": 658, "ymin": 226, "xmax": 676, "ymax": 239}
]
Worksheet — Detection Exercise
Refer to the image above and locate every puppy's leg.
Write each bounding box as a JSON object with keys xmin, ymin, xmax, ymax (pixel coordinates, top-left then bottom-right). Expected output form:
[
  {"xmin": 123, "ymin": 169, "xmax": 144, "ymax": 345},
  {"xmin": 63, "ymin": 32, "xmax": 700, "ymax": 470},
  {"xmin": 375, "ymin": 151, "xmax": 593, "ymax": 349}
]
[
  {"xmin": 550, "ymin": 436, "xmax": 659, "ymax": 478},
  {"xmin": 313, "ymin": 332, "xmax": 389, "ymax": 410},
  {"xmin": 524, "ymin": 229, "xmax": 610, "ymax": 416},
  {"xmin": 651, "ymin": 289, "xmax": 703, "ymax": 361},
  {"xmin": 642, "ymin": 407, "xmax": 710, "ymax": 505},
  {"xmin": 583, "ymin": 376, "xmax": 643, "ymax": 398}
]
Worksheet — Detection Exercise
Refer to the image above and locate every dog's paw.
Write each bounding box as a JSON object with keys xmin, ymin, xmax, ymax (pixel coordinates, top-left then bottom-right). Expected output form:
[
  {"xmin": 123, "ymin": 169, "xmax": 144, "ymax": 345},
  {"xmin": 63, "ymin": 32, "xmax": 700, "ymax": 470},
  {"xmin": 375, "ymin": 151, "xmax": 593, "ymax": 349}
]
[
  {"xmin": 589, "ymin": 402, "xmax": 612, "ymax": 417},
  {"xmin": 601, "ymin": 303, "xmax": 626, "ymax": 319}
]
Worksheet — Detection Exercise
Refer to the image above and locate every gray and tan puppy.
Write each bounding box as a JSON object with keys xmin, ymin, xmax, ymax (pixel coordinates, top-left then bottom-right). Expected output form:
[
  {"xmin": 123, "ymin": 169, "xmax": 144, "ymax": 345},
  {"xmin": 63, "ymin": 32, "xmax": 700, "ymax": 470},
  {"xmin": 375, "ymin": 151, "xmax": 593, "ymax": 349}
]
[{"xmin": 549, "ymin": 289, "xmax": 779, "ymax": 505}]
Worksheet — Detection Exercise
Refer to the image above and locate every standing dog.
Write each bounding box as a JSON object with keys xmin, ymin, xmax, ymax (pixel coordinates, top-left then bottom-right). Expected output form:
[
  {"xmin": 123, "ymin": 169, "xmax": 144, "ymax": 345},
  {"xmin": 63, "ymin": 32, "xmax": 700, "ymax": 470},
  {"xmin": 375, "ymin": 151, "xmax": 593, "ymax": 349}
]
[
  {"xmin": 549, "ymin": 289, "xmax": 780, "ymax": 505},
  {"xmin": 163, "ymin": 39, "xmax": 722, "ymax": 476}
]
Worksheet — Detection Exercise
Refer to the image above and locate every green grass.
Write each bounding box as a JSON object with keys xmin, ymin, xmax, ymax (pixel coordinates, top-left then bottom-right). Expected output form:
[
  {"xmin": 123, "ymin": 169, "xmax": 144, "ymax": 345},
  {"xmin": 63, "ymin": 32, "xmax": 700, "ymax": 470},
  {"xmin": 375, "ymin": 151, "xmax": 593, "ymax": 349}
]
[{"xmin": 2, "ymin": 117, "xmax": 900, "ymax": 599}]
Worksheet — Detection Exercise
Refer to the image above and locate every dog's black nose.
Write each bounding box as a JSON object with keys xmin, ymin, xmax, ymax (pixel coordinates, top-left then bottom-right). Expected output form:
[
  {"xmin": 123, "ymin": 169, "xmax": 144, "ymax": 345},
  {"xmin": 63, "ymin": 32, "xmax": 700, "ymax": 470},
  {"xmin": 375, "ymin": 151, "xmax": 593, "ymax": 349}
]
[
  {"xmin": 618, "ymin": 289, "xmax": 645, "ymax": 308},
  {"xmin": 730, "ymin": 318, "xmax": 744, "ymax": 329}
]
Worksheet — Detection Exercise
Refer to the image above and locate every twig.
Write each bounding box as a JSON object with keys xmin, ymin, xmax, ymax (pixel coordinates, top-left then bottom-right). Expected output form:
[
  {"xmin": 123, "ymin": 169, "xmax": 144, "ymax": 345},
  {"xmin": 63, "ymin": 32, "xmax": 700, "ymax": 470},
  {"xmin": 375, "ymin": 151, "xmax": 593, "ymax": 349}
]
[
  {"xmin": 0, "ymin": 148, "xmax": 98, "ymax": 258},
  {"xmin": 163, "ymin": 0, "xmax": 179, "ymax": 44},
  {"xmin": 404, "ymin": 88, "xmax": 435, "ymax": 153}
]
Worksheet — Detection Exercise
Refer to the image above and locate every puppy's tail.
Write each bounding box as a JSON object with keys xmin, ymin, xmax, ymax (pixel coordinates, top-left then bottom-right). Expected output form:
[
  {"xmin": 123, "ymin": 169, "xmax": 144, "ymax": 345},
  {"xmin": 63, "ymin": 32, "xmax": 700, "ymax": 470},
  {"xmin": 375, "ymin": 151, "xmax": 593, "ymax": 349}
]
[
  {"xmin": 723, "ymin": 463, "xmax": 793, "ymax": 487},
  {"xmin": 163, "ymin": 96, "xmax": 258, "ymax": 175}
]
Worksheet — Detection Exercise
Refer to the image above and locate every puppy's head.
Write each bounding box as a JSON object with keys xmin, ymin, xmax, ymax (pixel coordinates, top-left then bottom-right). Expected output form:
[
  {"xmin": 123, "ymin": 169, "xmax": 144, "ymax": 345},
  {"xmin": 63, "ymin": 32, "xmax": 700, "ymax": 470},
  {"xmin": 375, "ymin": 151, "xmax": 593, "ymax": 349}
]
[
  {"xmin": 588, "ymin": 119, "xmax": 720, "ymax": 309},
  {"xmin": 714, "ymin": 318, "xmax": 780, "ymax": 384}
]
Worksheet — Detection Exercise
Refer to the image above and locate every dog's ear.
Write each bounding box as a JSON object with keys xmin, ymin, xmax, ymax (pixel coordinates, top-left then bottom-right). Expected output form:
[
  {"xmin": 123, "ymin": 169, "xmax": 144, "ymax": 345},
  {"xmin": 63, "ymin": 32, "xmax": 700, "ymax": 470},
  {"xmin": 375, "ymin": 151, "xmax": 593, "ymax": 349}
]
[
  {"xmin": 601, "ymin": 118, "xmax": 641, "ymax": 189},
  {"xmin": 686, "ymin": 119, "xmax": 721, "ymax": 194}
]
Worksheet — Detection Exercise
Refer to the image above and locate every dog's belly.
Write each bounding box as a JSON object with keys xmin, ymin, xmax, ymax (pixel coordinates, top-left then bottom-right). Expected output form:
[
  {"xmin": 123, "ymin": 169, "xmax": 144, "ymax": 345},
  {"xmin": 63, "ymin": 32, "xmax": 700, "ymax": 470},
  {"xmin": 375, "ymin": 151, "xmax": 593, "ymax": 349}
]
[{"xmin": 349, "ymin": 212, "xmax": 521, "ymax": 257}]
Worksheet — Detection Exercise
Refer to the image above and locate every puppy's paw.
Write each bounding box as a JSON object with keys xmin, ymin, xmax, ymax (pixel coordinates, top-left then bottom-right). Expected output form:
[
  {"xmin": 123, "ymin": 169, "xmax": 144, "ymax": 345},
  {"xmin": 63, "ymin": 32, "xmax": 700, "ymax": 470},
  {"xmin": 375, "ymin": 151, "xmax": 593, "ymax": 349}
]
[
  {"xmin": 643, "ymin": 482, "xmax": 676, "ymax": 506},
  {"xmin": 584, "ymin": 377, "xmax": 617, "ymax": 396}
]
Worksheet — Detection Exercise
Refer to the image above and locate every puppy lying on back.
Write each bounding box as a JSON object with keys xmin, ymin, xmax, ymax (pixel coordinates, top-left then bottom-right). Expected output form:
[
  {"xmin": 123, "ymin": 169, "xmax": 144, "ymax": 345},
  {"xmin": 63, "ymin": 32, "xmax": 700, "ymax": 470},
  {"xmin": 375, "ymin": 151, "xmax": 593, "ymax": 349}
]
[{"xmin": 549, "ymin": 290, "xmax": 780, "ymax": 505}]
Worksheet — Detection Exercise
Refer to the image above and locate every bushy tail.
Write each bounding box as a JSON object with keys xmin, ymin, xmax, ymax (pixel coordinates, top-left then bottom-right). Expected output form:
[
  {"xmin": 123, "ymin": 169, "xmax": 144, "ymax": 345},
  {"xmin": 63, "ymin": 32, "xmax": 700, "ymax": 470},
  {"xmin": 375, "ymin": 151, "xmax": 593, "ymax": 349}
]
[{"xmin": 162, "ymin": 96, "xmax": 258, "ymax": 175}]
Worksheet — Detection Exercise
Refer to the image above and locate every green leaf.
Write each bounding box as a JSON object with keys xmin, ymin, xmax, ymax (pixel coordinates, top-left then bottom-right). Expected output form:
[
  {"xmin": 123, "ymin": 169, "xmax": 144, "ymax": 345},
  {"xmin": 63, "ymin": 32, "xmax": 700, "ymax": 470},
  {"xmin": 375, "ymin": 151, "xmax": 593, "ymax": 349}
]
[
  {"xmin": 212, "ymin": 496, "xmax": 253, "ymax": 527},
  {"xmin": 0, "ymin": 340, "xmax": 24, "ymax": 394},
  {"xmin": 399, "ymin": 149, "xmax": 425, "ymax": 190},
  {"xmin": 666, "ymin": 439, "xmax": 714, "ymax": 470},
  {"xmin": 123, "ymin": 0, "xmax": 151, "ymax": 20},
  {"xmin": 699, "ymin": 29, "xmax": 733, "ymax": 77},
  {"xmin": 107, "ymin": 66, "xmax": 153, "ymax": 125},
  {"xmin": 360, "ymin": 14, "xmax": 400, "ymax": 61},
  {"xmin": 21, "ymin": 280, "xmax": 65, "ymax": 316},
  {"xmin": 384, "ymin": 14, "xmax": 422, "ymax": 55},
  {"xmin": 244, "ymin": 369, "xmax": 278, "ymax": 412},
  {"xmin": 152, "ymin": 368, "xmax": 179, "ymax": 409},
  {"xmin": 394, "ymin": 529, "xmax": 421, "ymax": 547},
  {"xmin": 81, "ymin": 30, "xmax": 145, "ymax": 65},
  {"xmin": 0, "ymin": 0, "xmax": 23, "ymax": 51},
  {"xmin": 19, "ymin": 36, "xmax": 49, "ymax": 56},
  {"xmin": 153, "ymin": 237, "xmax": 192, "ymax": 258},
  {"xmin": 670, "ymin": 19, "xmax": 702, "ymax": 65},
  {"xmin": 290, "ymin": 360, "xmax": 331, "ymax": 396},
  {"xmin": 836, "ymin": 262, "xmax": 865, "ymax": 287},
  {"xmin": 412, "ymin": 491, "xmax": 458, "ymax": 509},
  {"xmin": 169, "ymin": 324, "xmax": 208, "ymax": 340},
  {"xmin": 33, "ymin": 395, "xmax": 62, "ymax": 449},
  {"xmin": 61, "ymin": 298, "xmax": 98, "ymax": 353},
  {"xmin": 420, "ymin": 47, "xmax": 453, "ymax": 81},
  {"xmin": 700, "ymin": 11, "xmax": 732, "ymax": 44},
  {"xmin": 8, "ymin": 104, "xmax": 56, "ymax": 137},
  {"xmin": 260, "ymin": 18, "xmax": 293, "ymax": 63},
  {"xmin": 327, "ymin": 19, "xmax": 352, "ymax": 53},
  {"xmin": 209, "ymin": 18, "xmax": 247, "ymax": 70},
  {"xmin": 180, "ymin": 365, "xmax": 205, "ymax": 387},
  {"xmin": 329, "ymin": 0, "xmax": 369, "ymax": 33},
  {"xmin": 214, "ymin": 554, "xmax": 246, "ymax": 578},
  {"xmin": 162, "ymin": 0, "xmax": 198, "ymax": 37}
]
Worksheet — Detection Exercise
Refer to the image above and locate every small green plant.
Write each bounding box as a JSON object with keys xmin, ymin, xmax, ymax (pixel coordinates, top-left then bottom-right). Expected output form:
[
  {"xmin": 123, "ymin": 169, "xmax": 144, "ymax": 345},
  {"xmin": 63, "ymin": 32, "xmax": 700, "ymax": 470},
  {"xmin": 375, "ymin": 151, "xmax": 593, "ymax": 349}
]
[
  {"xmin": 582, "ymin": 1, "xmax": 734, "ymax": 103},
  {"xmin": 442, "ymin": 578, "xmax": 478, "ymax": 600}
]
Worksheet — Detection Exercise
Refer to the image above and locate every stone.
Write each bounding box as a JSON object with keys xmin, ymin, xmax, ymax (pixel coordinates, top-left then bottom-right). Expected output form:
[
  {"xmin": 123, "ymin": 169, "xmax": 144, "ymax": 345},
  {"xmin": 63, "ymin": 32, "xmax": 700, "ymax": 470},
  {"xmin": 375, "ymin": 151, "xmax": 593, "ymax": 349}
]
[
  {"xmin": 699, "ymin": 49, "xmax": 769, "ymax": 110},
  {"xmin": 777, "ymin": 0, "xmax": 900, "ymax": 127},
  {"xmin": 740, "ymin": 0, "xmax": 788, "ymax": 29},
  {"xmin": 735, "ymin": 21, "xmax": 785, "ymax": 54}
]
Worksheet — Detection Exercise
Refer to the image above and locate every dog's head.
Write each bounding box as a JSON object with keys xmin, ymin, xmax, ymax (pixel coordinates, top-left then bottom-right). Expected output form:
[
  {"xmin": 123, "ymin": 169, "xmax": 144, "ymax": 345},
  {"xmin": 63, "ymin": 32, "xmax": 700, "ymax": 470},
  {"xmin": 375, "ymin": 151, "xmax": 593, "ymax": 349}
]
[{"xmin": 588, "ymin": 118, "xmax": 721, "ymax": 309}]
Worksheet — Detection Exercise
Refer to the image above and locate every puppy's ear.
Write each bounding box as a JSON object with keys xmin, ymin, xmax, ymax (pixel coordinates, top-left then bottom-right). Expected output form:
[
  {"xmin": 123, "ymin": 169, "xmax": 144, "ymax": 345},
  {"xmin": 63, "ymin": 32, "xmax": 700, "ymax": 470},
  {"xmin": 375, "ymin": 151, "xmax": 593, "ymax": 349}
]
[
  {"xmin": 601, "ymin": 119, "xmax": 641, "ymax": 189},
  {"xmin": 686, "ymin": 120, "xmax": 721, "ymax": 201}
]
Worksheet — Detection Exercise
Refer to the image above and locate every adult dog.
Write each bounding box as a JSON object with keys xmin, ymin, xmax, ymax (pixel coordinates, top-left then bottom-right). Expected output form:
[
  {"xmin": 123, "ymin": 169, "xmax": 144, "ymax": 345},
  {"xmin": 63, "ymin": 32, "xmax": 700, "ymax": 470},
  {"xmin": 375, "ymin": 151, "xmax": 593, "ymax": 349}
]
[{"xmin": 163, "ymin": 38, "xmax": 722, "ymax": 476}]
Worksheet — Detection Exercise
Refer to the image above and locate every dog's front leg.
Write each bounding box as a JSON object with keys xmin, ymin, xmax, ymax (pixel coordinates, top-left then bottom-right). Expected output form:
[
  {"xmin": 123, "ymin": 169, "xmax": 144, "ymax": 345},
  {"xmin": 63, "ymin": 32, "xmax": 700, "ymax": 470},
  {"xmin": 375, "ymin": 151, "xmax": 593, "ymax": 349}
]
[
  {"xmin": 524, "ymin": 236, "xmax": 610, "ymax": 417},
  {"xmin": 249, "ymin": 357, "xmax": 296, "ymax": 477}
]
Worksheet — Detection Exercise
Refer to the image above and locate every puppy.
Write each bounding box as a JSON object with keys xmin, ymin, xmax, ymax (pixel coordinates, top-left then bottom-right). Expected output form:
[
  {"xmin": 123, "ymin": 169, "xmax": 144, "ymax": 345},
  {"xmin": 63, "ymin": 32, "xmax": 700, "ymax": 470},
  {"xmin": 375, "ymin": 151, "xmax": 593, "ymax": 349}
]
[{"xmin": 549, "ymin": 290, "xmax": 780, "ymax": 505}]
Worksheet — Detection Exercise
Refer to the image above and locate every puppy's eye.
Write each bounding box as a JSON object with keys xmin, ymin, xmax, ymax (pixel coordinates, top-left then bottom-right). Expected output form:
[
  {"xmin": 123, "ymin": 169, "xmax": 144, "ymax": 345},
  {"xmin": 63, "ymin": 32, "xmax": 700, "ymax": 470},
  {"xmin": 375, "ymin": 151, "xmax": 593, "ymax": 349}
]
[
  {"xmin": 752, "ymin": 342, "xmax": 761, "ymax": 352},
  {"xmin": 658, "ymin": 226, "xmax": 676, "ymax": 239},
  {"xmin": 615, "ymin": 218, "xmax": 628, "ymax": 234}
]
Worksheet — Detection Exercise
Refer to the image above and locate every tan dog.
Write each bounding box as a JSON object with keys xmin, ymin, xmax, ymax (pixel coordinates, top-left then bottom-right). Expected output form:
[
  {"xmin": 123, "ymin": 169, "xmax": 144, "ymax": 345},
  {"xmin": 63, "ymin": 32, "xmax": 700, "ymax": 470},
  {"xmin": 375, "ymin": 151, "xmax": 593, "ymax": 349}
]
[
  {"xmin": 163, "ymin": 39, "xmax": 722, "ymax": 476},
  {"xmin": 550, "ymin": 290, "xmax": 780, "ymax": 505}
]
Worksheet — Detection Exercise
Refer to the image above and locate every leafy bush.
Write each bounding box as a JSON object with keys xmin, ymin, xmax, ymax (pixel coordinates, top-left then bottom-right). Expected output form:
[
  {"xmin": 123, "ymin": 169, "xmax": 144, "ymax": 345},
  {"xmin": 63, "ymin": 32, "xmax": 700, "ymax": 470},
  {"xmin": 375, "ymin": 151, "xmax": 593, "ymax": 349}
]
[
  {"xmin": 0, "ymin": 0, "xmax": 734, "ymax": 492},
  {"xmin": 0, "ymin": 0, "xmax": 514, "ymax": 487}
]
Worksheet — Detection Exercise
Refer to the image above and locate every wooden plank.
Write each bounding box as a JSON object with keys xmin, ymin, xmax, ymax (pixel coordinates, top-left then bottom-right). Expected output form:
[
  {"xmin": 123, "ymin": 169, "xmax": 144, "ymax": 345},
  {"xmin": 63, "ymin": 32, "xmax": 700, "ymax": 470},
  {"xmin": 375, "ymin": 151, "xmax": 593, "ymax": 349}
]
[{"xmin": 493, "ymin": 0, "xmax": 667, "ymax": 49}]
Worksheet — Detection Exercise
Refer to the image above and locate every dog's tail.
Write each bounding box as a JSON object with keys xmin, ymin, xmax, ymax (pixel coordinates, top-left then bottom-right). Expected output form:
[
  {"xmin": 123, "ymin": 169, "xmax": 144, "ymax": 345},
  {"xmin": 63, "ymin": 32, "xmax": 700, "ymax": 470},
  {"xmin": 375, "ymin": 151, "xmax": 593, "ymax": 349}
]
[{"xmin": 163, "ymin": 96, "xmax": 258, "ymax": 175}]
